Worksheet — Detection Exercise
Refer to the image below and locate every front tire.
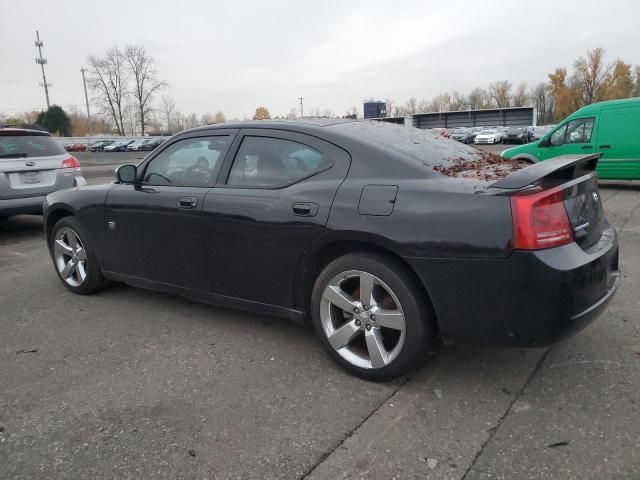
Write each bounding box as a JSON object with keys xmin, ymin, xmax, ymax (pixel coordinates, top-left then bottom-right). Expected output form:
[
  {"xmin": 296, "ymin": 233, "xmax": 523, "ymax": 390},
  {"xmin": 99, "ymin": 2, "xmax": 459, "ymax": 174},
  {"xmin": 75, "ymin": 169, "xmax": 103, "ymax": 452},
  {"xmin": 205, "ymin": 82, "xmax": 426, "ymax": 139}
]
[
  {"xmin": 50, "ymin": 216, "xmax": 109, "ymax": 295},
  {"xmin": 311, "ymin": 253, "xmax": 435, "ymax": 381}
]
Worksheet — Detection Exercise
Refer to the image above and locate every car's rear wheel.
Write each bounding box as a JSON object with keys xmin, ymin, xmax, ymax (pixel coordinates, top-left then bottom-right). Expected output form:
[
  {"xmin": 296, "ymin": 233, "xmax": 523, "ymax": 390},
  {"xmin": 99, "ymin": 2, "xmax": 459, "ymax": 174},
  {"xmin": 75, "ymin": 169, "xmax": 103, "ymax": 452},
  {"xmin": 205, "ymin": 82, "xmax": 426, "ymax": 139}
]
[
  {"xmin": 311, "ymin": 253, "xmax": 435, "ymax": 381},
  {"xmin": 50, "ymin": 216, "xmax": 108, "ymax": 295}
]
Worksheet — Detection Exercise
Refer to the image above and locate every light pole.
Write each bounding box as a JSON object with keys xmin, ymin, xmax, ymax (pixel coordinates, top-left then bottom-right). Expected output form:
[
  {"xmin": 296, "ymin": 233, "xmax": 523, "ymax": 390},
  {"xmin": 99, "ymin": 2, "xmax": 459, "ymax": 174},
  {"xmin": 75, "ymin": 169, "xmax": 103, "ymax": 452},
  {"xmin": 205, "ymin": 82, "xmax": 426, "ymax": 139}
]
[
  {"xmin": 34, "ymin": 30, "xmax": 51, "ymax": 109},
  {"xmin": 298, "ymin": 97, "xmax": 304, "ymax": 118},
  {"xmin": 80, "ymin": 67, "xmax": 92, "ymax": 136}
]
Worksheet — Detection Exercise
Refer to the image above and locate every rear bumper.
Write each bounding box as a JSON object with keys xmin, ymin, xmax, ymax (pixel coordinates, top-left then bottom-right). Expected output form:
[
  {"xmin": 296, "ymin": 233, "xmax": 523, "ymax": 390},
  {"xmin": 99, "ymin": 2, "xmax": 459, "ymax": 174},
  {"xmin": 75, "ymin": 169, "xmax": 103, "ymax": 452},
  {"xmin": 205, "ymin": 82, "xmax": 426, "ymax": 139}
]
[
  {"xmin": 406, "ymin": 226, "xmax": 620, "ymax": 346},
  {"xmin": 0, "ymin": 195, "xmax": 46, "ymax": 215}
]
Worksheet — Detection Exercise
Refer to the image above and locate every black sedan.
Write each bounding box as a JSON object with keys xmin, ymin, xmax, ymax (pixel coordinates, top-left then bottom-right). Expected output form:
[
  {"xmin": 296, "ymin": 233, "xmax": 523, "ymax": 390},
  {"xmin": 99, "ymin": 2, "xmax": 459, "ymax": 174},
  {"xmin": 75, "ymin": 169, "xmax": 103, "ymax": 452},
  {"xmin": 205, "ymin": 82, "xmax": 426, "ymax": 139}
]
[
  {"xmin": 503, "ymin": 126, "xmax": 528, "ymax": 144},
  {"xmin": 43, "ymin": 120, "xmax": 620, "ymax": 381}
]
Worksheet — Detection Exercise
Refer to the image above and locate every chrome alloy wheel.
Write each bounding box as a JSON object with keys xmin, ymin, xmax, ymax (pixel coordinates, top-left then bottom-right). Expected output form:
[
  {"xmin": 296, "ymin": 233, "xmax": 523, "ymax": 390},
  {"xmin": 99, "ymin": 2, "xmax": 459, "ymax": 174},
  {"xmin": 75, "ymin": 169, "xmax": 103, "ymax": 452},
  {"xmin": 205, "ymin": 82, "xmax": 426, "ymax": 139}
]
[
  {"xmin": 53, "ymin": 227, "xmax": 87, "ymax": 287},
  {"xmin": 320, "ymin": 270, "xmax": 406, "ymax": 369}
]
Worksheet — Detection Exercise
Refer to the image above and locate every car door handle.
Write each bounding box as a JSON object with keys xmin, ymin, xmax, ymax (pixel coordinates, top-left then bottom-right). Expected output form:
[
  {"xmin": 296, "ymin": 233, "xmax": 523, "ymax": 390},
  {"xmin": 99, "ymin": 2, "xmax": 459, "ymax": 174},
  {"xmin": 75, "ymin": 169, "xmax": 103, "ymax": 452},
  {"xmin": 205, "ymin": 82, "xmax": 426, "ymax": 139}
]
[
  {"xmin": 291, "ymin": 202, "xmax": 318, "ymax": 217},
  {"xmin": 178, "ymin": 197, "xmax": 198, "ymax": 209},
  {"xmin": 599, "ymin": 145, "xmax": 611, "ymax": 149},
  {"xmin": 581, "ymin": 145, "xmax": 593, "ymax": 149}
]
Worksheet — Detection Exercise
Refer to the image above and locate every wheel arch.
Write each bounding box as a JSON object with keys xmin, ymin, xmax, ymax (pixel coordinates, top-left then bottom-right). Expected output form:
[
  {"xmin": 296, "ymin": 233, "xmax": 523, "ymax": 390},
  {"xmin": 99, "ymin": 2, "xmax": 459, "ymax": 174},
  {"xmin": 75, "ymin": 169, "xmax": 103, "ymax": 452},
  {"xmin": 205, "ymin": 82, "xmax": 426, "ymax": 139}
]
[
  {"xmin": 295, "ymin": 235, "xmax": 439, "ymax": 334},
  {"xmin": 45, "ymin": 206, "xmax": 75, "ymax": 245}
]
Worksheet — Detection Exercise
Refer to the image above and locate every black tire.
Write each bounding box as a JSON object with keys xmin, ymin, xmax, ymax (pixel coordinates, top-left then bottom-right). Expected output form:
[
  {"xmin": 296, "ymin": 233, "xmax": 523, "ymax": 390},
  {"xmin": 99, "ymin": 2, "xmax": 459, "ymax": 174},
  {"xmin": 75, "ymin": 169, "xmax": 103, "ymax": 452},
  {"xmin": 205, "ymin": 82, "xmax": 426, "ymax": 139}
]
[
  {"xmin": 50, "ymin": 216, "xmax": 109, "ymax": 295},
  {"xmin": 311, "ymin": 252, "xmax": 436, "ymax": 381}
]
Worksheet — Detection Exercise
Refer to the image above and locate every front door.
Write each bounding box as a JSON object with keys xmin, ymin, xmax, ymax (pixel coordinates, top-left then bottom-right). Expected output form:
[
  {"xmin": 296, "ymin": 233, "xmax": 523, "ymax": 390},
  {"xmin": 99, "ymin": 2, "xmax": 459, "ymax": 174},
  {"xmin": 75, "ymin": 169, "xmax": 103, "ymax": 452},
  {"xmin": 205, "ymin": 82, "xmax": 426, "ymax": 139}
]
[
  {"xmin": 538, "ymin": 116, "xmax": 596, "ymax": 160},
  {"xmin": 105, "ymin": 133, "xmax": 235, "ymax": 291},
  {"xmin": 201, "ymin": 129, "xmax": 350, "ymax": 308}
]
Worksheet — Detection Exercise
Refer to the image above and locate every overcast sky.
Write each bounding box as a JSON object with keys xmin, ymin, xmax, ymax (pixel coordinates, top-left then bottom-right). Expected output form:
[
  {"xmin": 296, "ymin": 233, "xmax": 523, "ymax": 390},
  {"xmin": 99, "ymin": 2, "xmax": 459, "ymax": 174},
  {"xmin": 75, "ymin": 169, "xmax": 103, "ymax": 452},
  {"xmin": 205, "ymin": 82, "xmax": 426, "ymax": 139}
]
[{"xmin": 1, "ymin": 0, "xmax": 639, "ymax": 119}]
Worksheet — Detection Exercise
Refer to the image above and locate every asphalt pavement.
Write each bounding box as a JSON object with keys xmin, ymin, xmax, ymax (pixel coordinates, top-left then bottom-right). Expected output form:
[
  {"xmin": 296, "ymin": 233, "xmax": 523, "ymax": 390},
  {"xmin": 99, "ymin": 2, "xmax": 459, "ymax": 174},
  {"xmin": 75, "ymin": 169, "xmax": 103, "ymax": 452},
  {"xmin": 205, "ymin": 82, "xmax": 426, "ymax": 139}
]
[{"xmin": 1, "ymin": 147, "xmax": 639, "ymax": 479}]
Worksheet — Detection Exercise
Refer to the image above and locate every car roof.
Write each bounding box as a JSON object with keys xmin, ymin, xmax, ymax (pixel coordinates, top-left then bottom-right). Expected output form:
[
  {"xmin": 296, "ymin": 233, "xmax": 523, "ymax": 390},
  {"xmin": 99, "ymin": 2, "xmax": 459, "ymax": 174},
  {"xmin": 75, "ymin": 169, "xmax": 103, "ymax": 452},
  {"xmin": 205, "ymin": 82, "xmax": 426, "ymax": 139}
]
[
  {"xmin": 0, "ymin": 127, "xmax": 50, "ymax": 136},
  {"xmin": 183, "ymin": 118, "xmax": 356, "ymax": 135},
  {"xmin": 573, "ymin": 97, "xmax": 640, "ymax": 115}
]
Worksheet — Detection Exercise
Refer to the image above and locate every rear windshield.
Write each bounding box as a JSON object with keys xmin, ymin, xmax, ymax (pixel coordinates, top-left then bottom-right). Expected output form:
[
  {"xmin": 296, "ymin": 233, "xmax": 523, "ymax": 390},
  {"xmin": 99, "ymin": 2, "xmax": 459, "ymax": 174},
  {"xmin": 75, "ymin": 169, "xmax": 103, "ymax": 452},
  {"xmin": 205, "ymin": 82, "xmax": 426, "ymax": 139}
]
[
  {"xmin": 0, "ymin": 134, "xmax": 66, "ymax": 158},
  {"xmin": 328, "ymin": 121, "xmax": 481, "ymax": 167}
]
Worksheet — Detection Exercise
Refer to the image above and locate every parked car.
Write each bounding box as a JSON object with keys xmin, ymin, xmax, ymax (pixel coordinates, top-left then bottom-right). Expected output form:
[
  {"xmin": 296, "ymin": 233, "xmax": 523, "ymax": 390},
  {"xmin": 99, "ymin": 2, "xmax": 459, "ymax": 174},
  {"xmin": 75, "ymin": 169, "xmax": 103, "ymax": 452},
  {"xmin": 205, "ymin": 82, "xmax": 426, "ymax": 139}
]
[
  {"xmin": 431, "ymin": 127, "xmax": 449, "ymax": 138},
  {"xmin": 473, "ymin": 129, "xmax": 501, "ymax": 144},
  {"xmin": 0, "ymin": 127, "xmax": 86, "ymax": 218},
  {"xmin": 126, "ymin": 139, "xmax": 147, "ymax": 151},
  {"xmin": 138, "ymin": 138, "xmax": 164, "ymax": 151},
  {"xmin": 449, "ymin": 128, "xmax": 471, "ymax": 143},
  {"xmin": 43, "ymin": 120, "xmax": 619, "ymax": 381},
  {"xmin": 104, "ymin": 140, "xmax": 133, "ymax": 152},
  {"xmin": 467, "ymin": 127, "xmax": 484, "ymax": 143},
  {"xmin": 528, "ymin": 127, "xmax": 549, "ymax": 142},
  {"xmin": 64, "ymin": 143, "xmax": 87, "ymax": 152},
  {"xmin": 503, "ymin": 97, "xmax": 640, "ymax": 179},
  {"xmin": 88, "ymin": 140, "xmax": 114, "ymax": 152},
  {"xmin": 503, "ymin": 127, "xmax": 528, "ymax": 144}
]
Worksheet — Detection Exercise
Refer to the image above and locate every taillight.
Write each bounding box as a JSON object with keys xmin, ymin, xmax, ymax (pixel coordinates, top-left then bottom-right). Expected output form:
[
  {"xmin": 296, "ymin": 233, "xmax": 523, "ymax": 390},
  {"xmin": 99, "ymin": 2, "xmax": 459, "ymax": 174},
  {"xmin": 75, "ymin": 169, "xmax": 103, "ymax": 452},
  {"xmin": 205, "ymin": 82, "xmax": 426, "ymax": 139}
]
[
  {"xmin": 62, "ymin": 156, "xmax": 80, "ymax": 169},
  {"xmin": 511, "ymin": 187, "xmax": 573, "ymax": 250}
]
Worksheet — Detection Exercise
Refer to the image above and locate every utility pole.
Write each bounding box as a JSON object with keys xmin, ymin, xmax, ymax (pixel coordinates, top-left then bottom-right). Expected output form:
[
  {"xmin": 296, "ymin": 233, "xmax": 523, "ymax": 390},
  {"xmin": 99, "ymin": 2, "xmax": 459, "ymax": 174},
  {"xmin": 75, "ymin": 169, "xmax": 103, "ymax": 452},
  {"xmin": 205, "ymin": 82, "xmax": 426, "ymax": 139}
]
[
  {"xmin": 298, "ymin": 97, "xmax": 304, "ymax": 118},
  {"xmin": 34, "ymin": 30, "xmax": 51, "ymax": 109},
  {"xmin": 80, "ymin": 67, "xmax": 92, "ymax": 136}
]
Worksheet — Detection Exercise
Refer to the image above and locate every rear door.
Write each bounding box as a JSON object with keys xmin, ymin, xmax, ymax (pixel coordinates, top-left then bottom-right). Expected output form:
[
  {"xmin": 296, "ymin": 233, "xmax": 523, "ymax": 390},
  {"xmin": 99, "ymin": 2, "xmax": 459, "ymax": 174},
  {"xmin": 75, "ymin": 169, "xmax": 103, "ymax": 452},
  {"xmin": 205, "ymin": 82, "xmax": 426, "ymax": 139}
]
[
  {"xmin": 595, "ymin": 105, "xmax": 640, "ymax": 179},
  {"xmin": 202, "ymin": 129, "xmax": 350, "ymax": 308},
  {"xmin": 0, "ymin": 133, "xmax": 76, "ymax": 200}
]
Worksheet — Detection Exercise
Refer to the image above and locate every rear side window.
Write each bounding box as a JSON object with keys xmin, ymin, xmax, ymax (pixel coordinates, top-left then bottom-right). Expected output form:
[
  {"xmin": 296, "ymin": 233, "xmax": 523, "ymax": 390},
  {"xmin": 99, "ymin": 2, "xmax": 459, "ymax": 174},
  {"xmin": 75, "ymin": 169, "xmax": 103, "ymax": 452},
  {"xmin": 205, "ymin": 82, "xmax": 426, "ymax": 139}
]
[
  {"xmin": 0, "ymin": 134, "xmax": 66, "ymax": 158},
  {"xmin": 227, "ymin": 136, "xmax": 332, "ymax": 188}
]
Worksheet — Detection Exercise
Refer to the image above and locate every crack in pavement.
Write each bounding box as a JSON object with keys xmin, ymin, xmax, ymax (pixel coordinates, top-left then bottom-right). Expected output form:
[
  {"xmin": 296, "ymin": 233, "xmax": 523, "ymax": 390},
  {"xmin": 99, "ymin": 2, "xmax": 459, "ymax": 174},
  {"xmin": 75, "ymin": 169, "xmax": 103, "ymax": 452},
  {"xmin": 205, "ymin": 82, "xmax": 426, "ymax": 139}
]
[
  {"xmin": 299, "ymin": 375, "xmax": 413, "ymax": 479},
  {"xmin": 461, "ymin": 347, "xmax": 551, "ymax": 479}
]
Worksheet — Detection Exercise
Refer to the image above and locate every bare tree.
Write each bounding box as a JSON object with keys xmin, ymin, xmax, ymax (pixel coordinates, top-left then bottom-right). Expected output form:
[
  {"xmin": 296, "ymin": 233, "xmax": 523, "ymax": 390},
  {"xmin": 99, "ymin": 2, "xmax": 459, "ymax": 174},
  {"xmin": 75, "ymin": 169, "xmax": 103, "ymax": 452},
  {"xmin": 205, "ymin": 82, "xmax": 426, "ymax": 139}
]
[
  {"xmin": 405, "ymin": 97, "xmax": 418, "ymax": 115},
  {"xmin": 159, "ymin": 95, "xmax": 176, "ymax": 133},
  {"xmin": 200, "ymin": 112, "xmax": 214, "ymax": 125},
  {"xmin": 87, "ymin": 47, "xmax": 128, "ymax": 135},
  {"xmin": 488, "ymin": 81, "xmax": 512, "ymax": 108},
  {"xmin": 213, "ymin": 111, "xmax": 226, "ymax": 123},
  {"xmin": 530, "ymin": 83, "xmax": 555, "ymax": 124},
  {"xmin": 449, "ymin": 91, "xmax": 467, "ymax": 110},
  {"xmin": 125, "ymin": 45, "xmax": 167, "ymax": 135},
  {"xmin": 468, "ymin": 87, "xmax": 489, "ymax": 109},
  {"xmin": 511, "ymin": 83, "xmax": 529, "ymax": 107},
  {"xmin": 384, "ymin": 98, "xmax": 397, "ymax": 117},
  {"xmin": 286, "ymin": 108, "xmax": 297, "ymax": 120},
  {"xmin": 574, "ymin": 48, "xmax": 612, "ymax": 104},
  {"xmin": 184, "ymin": 113, "xmax": 199, "ymax": 129}
]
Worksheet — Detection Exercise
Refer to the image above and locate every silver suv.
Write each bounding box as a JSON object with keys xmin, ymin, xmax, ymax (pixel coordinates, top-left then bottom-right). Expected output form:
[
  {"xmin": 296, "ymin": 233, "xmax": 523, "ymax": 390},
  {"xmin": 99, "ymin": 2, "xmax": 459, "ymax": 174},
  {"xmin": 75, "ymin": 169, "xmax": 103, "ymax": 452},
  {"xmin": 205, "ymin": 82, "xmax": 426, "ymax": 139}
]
[{"xmin": 0, "ymin": 128, "xmax": 86, "ymax": 218}]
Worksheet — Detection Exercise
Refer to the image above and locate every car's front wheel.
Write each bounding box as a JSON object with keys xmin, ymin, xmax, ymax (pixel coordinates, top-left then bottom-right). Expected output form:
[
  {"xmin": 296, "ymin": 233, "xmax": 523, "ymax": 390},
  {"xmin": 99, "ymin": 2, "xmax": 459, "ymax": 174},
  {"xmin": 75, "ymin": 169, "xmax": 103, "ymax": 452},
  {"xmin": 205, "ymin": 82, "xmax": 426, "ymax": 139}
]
[
  {"xmin": 311, "ymin": 253, "xmax": 435, "ymax": 381},
  {"xmin": 50, "ymin": 216, "xmax": 108, "ymax": 295}
]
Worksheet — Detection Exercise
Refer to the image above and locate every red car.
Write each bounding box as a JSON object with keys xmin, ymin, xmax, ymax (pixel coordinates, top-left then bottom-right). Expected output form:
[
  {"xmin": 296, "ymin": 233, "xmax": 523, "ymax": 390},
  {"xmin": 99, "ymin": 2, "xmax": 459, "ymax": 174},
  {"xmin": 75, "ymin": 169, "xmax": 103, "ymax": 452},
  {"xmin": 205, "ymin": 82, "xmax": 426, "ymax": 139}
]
[
  {"xmin": 431, "ymin": 127, "xmax": 449, "ymax": 138},
  {"xmin": 64, "ymin": 143, "xmax": 87, "ymax": 152}
]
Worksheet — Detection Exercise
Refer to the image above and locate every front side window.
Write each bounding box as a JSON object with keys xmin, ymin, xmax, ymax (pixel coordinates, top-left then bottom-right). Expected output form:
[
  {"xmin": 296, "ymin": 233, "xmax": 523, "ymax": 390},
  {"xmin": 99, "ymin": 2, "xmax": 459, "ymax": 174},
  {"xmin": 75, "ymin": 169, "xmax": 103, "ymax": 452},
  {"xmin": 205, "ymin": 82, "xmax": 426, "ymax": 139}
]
[
  {"xmin": 227, "ymin": 136, "xmax": 331, "ymax": 188},
  {"xmin": 565, "ymin": 118, "xmax": 594, "ymax": 144},
  {"xmin": 549, "ymin": 125, "xmax": 567, "ymax": 146},
  {"xmin": 143, "ymin": 136, "xmax": 230, "ymax": 187}
]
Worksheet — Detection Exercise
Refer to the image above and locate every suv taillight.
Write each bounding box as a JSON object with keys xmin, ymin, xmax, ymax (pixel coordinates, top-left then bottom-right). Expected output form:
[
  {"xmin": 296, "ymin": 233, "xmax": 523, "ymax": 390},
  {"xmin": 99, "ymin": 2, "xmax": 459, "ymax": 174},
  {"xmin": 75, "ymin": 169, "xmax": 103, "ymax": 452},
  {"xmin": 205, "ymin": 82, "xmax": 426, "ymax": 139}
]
[
  {"xmin": 511, "ymin": 187, "xmax": 573, "ymax": 250},
  {"xmin": 62, "ymin": 156, "xmax": 80, "ymax": 169}
]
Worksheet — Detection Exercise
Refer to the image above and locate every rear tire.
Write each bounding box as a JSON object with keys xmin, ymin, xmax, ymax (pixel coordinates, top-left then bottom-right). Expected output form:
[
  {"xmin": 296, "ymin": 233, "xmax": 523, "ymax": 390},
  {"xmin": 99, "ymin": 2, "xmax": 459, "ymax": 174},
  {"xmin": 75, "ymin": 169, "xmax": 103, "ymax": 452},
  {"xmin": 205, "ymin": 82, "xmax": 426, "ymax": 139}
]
[
  {"xmin": 50, "ymin": 216, "xmax": 109, "ymax": 295},
  {"xmin": 311, "ymin": 253, "xmax": 436, "ymax": 381}
]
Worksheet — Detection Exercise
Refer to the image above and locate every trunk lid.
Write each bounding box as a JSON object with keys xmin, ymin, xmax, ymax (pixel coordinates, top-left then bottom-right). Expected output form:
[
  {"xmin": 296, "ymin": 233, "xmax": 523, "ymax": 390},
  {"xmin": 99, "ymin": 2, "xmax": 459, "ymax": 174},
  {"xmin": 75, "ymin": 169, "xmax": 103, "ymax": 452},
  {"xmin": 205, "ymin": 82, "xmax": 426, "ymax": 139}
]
[{"xmin": 491, "ymin": 154, "xmax": 605, "ymax": 250}]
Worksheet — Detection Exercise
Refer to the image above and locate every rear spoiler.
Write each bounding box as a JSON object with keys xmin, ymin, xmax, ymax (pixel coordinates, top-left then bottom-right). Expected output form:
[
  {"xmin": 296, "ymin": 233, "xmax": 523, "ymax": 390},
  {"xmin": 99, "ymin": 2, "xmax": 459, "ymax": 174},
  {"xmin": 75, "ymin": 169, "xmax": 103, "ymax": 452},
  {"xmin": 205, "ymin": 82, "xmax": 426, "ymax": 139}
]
[{"xmin": 492, "ymin": 154, "xmax": 600, "ymax": 190}]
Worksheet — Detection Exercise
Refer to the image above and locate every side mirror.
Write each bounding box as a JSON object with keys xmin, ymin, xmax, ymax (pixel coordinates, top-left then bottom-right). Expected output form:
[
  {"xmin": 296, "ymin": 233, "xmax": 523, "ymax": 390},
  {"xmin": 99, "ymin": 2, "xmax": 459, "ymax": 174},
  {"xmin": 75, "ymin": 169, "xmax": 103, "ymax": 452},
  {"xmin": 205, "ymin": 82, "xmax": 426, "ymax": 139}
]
[{"xmin": 116, "ymin": 164, "xmax": 137, "ymax": 183}]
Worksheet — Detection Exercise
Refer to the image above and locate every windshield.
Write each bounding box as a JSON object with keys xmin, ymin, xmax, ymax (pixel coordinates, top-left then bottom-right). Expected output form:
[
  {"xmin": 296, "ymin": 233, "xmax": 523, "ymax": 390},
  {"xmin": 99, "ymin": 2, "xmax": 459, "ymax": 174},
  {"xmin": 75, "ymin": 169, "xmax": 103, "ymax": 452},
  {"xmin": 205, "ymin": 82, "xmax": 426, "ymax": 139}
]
[
  {"xmin": 479, "ymin": 130, "xmax": 496, "ymax": 135},
  {"xmin": 0, "ymin": 134, "xmax": 67, "ymax": 158}
]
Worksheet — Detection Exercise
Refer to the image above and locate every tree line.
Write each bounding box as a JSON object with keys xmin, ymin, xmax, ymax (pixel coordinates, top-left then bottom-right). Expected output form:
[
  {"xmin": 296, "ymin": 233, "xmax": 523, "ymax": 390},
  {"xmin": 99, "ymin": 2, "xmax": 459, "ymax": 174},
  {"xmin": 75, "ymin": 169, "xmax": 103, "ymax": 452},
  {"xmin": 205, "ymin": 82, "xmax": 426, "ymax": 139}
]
[{"xmin": 380, "ymin": 48, "xmax": 640, "ymax": 125}]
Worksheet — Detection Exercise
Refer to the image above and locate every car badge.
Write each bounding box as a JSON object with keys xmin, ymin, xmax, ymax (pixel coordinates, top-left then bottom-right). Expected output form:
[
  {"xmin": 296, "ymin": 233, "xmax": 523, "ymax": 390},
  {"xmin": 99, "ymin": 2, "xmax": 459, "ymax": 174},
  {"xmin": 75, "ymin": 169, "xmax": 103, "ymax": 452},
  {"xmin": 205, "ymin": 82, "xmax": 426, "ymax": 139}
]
[
  {"xmin": 592, "ymin": 191, "xmax": 599, "ymax": 203},
  {"xmin": 25, "ymin": 161, "xmax": 36, "ymax": 167}
]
